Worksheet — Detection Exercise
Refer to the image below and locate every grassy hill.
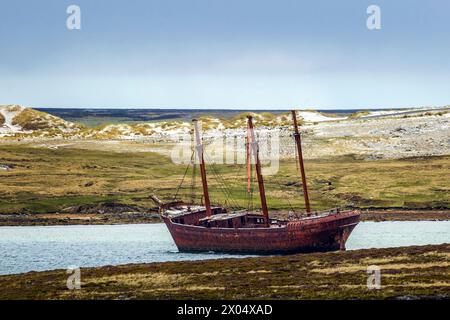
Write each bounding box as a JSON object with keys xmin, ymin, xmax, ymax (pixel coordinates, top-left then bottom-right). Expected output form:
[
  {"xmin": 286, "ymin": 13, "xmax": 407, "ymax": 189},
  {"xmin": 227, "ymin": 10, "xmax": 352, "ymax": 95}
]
[
  {"xmin": 0, "ymin": 144, "xmax": 447, "ymax": 216},
  {"xmin": 0, "ymin": 105, "xmax": 84, "ymax": 138},
  {"xmin": 11, "ymin": 108, "xmax": 79, "ymax": 131}
]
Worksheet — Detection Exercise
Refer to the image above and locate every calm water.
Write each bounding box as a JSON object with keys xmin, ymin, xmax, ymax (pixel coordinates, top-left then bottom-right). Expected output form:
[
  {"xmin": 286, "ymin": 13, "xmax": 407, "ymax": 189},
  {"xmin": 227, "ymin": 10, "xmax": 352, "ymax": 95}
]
[{"xmin": 0, "ymin": 221, "xmax": 448, "ymax": 275}]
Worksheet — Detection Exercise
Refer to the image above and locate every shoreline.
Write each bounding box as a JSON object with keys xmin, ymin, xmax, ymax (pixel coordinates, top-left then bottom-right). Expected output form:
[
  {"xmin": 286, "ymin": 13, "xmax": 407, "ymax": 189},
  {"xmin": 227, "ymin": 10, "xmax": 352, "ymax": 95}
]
[
  {"xmin": 1, "ymin": 209, "xmax": 449, "ymax": 227},
  {"xmin": 1, "ymin": 243, "xmax": 448, "ymax": 300}
]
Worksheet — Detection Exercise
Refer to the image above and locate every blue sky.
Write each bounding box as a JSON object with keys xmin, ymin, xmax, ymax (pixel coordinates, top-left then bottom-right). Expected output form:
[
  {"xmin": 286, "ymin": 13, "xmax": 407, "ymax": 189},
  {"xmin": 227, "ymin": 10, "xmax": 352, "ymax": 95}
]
[{"xmin": 0, "ymin": 0, "xmax": 449, "ymax": 109}]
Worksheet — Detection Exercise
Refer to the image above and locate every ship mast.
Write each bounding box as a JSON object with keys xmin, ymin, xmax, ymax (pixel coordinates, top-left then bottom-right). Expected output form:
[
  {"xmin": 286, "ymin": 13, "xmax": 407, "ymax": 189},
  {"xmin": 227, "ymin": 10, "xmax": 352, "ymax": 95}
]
[
  {"xmin": 291, "ymin": 110, "xmax": 312, "ymax": 214},
  {"xmin": 193, "ymin": 119, "xmax": 212, "ymax": 217},
  {"xmin": 246, "ymin": 121, "xmax": 251, "ymax": 193},
  {"xmin": 247, "ymin": 116, "xmax": 270, "ymax": 226}
]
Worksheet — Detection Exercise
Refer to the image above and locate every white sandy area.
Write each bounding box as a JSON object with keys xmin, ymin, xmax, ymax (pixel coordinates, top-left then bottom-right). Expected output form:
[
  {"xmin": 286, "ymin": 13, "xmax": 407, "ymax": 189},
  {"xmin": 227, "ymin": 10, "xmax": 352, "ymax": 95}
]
[
  {"xmin": 0, "ymin": 105, "xmax": 25, "ymax": 136},
  {"xmin": 298, "ymin": 111, "xmax": 346, "ymax": 122}
]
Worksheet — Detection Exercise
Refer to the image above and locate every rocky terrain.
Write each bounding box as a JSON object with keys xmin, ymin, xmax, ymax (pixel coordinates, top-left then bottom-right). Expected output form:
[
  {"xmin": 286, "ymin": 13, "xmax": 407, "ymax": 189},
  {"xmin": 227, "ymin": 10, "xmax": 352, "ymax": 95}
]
[{"xmin": 307, "ymin": 110, "xmax": 450, "ymax": 159}]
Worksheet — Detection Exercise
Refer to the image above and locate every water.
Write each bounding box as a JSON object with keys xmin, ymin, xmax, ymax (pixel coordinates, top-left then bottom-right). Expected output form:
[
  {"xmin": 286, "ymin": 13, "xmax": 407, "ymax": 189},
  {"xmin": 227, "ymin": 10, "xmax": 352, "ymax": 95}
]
[
  {"xmin": 345, "ymin": 221, "xmax": 449, "ymax": 250},
  {"xmin": 0, "ymin": 221, "xmax": 448, "ymax": 275}
]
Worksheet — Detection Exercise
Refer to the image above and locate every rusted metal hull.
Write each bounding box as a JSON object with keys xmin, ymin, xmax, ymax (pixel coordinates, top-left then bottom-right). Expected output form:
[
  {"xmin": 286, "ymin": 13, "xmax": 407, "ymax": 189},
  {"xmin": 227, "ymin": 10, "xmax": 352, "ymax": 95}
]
[{"xmin": 163, "ymin": 210, "xmax": 360, "ymax": 254}]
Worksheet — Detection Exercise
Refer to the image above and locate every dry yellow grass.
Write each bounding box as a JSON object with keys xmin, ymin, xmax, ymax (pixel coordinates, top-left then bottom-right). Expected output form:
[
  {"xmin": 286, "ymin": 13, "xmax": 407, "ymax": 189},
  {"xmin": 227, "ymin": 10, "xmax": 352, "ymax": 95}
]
[
  {"xmin": 89, "ymin": 272, "xmax": 189, "ymax": 288},
  {"xmin": 247, "ymin": 270, "xmax": 272, "ymax": 274},
  {"xmin": 422, "ymin": 251, "xmax": 450, "ymax": 258},
  {"xmin": 358, "ymin": 255, "xmax": 410, "ymax": 265},
  {"xmin": 312, "ymin": 261, "xmax": 450, "ymax": 274}
]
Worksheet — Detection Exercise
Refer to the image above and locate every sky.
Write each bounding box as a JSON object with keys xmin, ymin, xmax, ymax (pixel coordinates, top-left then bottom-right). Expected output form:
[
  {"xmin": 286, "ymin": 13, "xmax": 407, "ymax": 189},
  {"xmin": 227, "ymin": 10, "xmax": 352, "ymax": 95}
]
[{"xmin": 0, "ymin": 0, "xmax": 449, "ymax": 109}]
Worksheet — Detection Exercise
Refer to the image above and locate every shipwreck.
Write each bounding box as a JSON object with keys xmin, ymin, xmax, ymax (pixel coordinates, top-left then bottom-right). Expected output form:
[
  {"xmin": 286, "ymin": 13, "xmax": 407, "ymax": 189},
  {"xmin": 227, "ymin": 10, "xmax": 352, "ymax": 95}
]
[{"xmin": 154, "ymin": 111, "xmax": 360, "ymax": 254}]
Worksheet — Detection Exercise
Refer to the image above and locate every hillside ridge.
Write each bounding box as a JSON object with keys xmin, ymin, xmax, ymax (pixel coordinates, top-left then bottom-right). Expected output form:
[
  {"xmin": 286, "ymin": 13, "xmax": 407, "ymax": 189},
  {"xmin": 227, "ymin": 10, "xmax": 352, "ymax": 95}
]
[{"xmin": 0, "ymin": 105, "xmax": 349, "ymax": 139}]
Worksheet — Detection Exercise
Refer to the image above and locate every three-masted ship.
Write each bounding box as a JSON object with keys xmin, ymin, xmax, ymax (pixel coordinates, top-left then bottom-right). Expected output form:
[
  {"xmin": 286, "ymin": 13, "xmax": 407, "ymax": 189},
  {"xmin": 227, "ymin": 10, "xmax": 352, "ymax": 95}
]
[{"xmin": 155, "ymin": 111, "xmax": 360, "ymax": 254}]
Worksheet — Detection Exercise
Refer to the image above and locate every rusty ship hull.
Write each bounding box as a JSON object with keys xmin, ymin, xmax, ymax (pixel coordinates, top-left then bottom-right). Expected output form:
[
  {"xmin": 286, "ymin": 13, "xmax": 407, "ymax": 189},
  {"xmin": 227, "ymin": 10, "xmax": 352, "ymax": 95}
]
[{"xmin": 163, "ymin": 210, "xmax": 360, "ymax": 254}]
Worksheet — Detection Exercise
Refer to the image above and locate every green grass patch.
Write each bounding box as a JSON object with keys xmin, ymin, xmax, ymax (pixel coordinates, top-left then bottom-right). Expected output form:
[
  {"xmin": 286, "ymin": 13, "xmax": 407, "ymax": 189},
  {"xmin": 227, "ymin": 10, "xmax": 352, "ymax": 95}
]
[{"xmin": 0, "ymin": 145, "xmax": 448, "ymax": 214}]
